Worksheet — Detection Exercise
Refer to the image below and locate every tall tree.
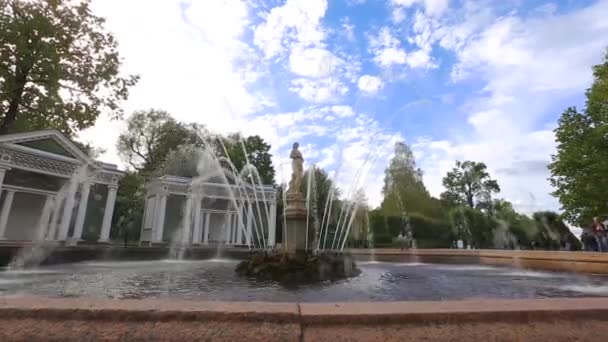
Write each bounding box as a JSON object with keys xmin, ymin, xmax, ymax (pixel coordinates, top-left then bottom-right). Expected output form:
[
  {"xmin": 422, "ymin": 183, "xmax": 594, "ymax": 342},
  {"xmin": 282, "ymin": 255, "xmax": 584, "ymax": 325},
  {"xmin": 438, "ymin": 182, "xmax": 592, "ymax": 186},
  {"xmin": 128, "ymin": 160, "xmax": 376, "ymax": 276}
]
[
  {"xmin": 441, "ymin": 160, "xmax": 500, "ymax": 209},
  {"xmin": 218, "ymin": 134, "xmax": 275, "ymax": 185},
  {"xmin": 349, "ymin": 189, "xmax": 370, "ymax": 243},
  {"xmin": 0, "ymin": 0, "xmax": 137, "ymax": 135},
  {"xmin": 381, "ymin": 142, "xmax": 435, "ymax": 216},
  {"xmin": 116, "ymin": 109, "xmax": 205, "ymax": 174},
  {"xmin": 302, "ymin": 166, "xmax": 340, "ymax": 221},
  {"xmin": 549, "ymin": 49, "xmax": 608, "ymax": 226}
]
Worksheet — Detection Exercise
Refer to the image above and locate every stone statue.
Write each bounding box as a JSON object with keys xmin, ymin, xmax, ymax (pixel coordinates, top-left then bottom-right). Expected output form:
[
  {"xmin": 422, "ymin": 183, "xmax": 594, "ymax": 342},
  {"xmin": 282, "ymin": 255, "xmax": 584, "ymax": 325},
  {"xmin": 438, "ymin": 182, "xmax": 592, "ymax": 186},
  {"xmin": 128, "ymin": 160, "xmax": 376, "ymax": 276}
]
[{"xmin": 288, "ymin": 142, "xmax": 304, "ymax": 194}]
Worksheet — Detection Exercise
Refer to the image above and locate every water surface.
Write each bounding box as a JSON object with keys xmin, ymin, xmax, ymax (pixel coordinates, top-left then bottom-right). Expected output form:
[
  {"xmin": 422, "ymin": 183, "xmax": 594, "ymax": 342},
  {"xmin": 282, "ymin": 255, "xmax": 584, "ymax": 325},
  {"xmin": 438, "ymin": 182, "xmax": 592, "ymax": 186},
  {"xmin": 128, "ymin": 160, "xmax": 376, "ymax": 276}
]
[{"xmin": 1, "ymin": 260, "xmax": 607, "ymax": 302}]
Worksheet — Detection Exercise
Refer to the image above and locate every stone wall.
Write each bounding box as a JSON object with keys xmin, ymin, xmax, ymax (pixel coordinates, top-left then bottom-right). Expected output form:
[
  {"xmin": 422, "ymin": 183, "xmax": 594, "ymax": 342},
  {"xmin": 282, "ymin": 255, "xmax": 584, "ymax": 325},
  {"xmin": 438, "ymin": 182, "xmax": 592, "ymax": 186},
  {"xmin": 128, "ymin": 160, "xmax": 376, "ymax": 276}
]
[{"xmin": 1, "ymin": 297, "xmax": 607, "ymax": 341}]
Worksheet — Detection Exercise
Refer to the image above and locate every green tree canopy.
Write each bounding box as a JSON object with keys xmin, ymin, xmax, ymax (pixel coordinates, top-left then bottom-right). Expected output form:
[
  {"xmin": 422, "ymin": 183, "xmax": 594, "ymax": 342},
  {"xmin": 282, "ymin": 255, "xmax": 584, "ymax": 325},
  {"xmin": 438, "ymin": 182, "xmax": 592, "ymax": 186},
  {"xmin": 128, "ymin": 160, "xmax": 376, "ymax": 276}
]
[
  {"xmin": 218, "ymin": 134, "xmax": 275, "ymax": 185},
  {"xmin": 441, "ymin": 160, "xmax": 500, "ymax": 209},
  {"xmin": 116, "ymin": 109, "xmax": 205, "ymax": 174},
  {"xmin": 0, "ymin": 0, "xmax": 137, "ymax": 135},
  {"xmin": 381, "ymin": 142, "xmax": 437, "ymax": 217},
  {"xmin": 302, "ymin": 166, "xmax": 339, "ymax": 218},
  {"xmin": 549, "ymin": 49, "xmax": 608, "ymax": 225}
]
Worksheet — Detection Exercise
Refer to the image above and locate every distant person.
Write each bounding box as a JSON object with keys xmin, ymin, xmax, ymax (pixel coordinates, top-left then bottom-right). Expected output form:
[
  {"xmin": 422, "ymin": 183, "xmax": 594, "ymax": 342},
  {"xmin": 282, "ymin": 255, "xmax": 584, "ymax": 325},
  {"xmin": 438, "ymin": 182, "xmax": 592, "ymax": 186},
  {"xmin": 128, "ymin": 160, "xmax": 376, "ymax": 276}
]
[
  {"xmin": 397, "ymin": 232, "xmax": 406, "ymax": 250},
  {"xmin": 591, "ymin": 217, "xmax": 607, "ymax": 252}
]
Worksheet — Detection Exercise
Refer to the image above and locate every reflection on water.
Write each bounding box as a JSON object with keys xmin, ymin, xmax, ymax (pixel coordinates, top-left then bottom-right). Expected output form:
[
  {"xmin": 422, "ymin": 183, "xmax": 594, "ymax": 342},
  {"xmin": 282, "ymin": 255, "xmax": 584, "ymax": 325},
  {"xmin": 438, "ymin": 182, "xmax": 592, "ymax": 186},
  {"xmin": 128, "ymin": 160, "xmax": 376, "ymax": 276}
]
[
  {"xmin": 1, "ymin": 261, "xmax": 607, "ymax": 302},
  {"xmin": 558, "ymin": 285, "xmax": 608, "ymax": 295}
]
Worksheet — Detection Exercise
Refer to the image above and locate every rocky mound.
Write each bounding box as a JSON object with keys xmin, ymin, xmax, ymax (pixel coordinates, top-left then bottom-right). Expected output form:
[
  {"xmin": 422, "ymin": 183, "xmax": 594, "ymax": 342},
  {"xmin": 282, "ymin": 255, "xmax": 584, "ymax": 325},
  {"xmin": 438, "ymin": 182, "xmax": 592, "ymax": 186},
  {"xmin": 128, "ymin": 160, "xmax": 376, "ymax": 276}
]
[{"xmin": 235, "ymin": 252, "xmax": 360, "ymax": 284}]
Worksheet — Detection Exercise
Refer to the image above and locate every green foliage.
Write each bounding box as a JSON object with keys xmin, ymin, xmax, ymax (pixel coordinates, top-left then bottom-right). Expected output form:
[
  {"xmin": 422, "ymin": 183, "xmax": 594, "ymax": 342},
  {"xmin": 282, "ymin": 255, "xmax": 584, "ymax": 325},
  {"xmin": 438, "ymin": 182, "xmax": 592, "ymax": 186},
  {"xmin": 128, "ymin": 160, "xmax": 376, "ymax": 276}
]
[
  {"xmin": 381, "ymin": 142, "xmax": 440, "ymax": 217},
  {"xmin": 409, "ymin": 213, "xmax": 454, "ymax": 248},
  {"xmin": 301, "ymin": 166, "xmax": 344, "ymax": 247},
  {"xmin": 0, "ymin": 0, "xmax": 138, "ymax": 135},
  {"xmin": 117, "ymin": 110, "xmax": 205, "ymax": 174},
  {"xmin": 457, "ymin": 207, "xmax": 498, "ymax": 248},
  {"xmin": 549, "ymin": 50, "xmax": 608, "ymax": 226},
  {"xmin": 302, "ymin": 166, "xmax": 338, "ymax": 220},
  {"xmin": 158, "ymin": 144, "xmax": 205, "ymax": 178},
  {"xmin": 114, "ymin": 110, "xmax": 277, "ymax": 243},
  {"xmin": 111, "ymin": 172, "xmax": 145, "ymax": 242},
  {"xmin": 532, "ymin": 211, "xmax": 582, "ymax": 250},
  {"xmin": 218, "ymin": 134, "xmax": 275, "ymax": 185},
  {"xmin": 441, "ymin": 160, "xmax": 500, "ymax": 209},
  {"xmin": 368, "ymin": 209, "xmax": 389, "ymax": 246}
]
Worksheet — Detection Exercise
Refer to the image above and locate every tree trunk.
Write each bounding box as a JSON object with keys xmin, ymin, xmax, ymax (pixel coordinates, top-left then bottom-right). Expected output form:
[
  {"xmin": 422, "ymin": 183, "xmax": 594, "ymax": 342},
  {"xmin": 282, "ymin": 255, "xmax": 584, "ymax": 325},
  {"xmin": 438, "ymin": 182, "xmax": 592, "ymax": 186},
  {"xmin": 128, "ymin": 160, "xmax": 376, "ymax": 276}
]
[
  {"xmin": 0, "ymin": 68, "xmax": 28, "ymax": 134},
  {"xmin": 465, "ymin": 185, "xmax": 474, "ymax": 208},
  {"xmin": 0, "ymin": 97, "xmax": 22, "ymax": 134}
]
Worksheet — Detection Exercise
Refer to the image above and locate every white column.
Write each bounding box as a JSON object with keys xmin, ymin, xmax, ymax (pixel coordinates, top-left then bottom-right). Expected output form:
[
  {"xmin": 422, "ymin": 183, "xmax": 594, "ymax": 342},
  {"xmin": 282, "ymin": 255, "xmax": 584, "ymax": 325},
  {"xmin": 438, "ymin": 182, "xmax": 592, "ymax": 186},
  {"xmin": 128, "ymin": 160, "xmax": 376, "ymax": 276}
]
[
  {"xmin": 231, "ymin": 213, "xmax": 238, "ymax": 244},
  {"xmin": 0, "ymin": 167, "xmax": 8, "ymax": 201},
  {"xmin": 58, "ymin": 180, "xmax": 78, "ymax": 241},
  {"xmin": 246, "ymin": 203, "xmax": 253, "ymax": 247},
  {"xmin": 236, "ymin": 203, "xmax": 243, "ymax": 245},
  {"xmin": 181, "ymin": 194, "xmax": 193, "ymax": 245},
  {"xmin": 139, "ymin": 197, "xmax": 150, "ymax": 243},
  {"xmin": 35, "ymin": 195, "xmax": 54, "ymax": 241},
  {"xmin": 203, "ymin": 212, "xmax": 210, "ymax": 245},
  {"xmin": 0, "ymin": 190, "xmax": 15, "ymax": 239},
  {"xmin": 98, "ymin": 184, "xmax": 118, "ymax": 242},
  {"xmin": 47, "ymin": 193, "xmax": 64, "ymax": 240},
  {"xmin": 268, "ymin": 201, "xmax": 277, "ymax": 247},
  {"xmin": 225, "ymin": 214, "xmax": 232, "ymax": 244},
  {"xmin": 71, "ymin": 182, "xmax": 91, "ymax": 241},
  {"xmin": 192, "ymin": 198, "xmax": 202, "ymax": 244},
  {"xmin": 153, "ymin": 193, "xmax": 167, "ymax": 243}
]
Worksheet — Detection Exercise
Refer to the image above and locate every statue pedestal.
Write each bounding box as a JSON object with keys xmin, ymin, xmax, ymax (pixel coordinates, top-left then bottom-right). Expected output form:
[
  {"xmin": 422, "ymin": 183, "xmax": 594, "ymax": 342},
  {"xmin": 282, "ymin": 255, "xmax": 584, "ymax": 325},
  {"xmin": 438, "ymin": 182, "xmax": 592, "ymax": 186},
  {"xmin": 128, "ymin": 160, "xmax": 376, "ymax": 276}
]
[{"xmin": 284, "ymin": 192, "xmax": 307, "ymax": 255}]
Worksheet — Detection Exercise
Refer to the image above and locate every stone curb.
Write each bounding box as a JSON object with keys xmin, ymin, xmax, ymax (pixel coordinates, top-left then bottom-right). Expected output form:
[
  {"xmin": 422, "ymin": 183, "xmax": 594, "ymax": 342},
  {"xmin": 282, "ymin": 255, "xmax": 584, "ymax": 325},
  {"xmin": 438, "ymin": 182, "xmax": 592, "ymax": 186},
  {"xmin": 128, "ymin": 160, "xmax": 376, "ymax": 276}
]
[
  {"xmin": 0, "ymin": 297, "xmax": 300, "ymax": 323},
  {"xmin": 2, "ymin": 297, "xmax": 608, "ymax": 325}
]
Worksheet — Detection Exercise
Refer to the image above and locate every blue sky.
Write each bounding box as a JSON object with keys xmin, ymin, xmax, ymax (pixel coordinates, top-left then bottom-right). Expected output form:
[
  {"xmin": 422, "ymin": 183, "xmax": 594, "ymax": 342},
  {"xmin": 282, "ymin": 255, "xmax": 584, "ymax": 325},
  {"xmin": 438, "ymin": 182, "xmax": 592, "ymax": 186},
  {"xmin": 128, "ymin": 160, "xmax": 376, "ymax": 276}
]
[{"xmin": 83, "ymin": 0, "xmax": 608, "ymax": 214}]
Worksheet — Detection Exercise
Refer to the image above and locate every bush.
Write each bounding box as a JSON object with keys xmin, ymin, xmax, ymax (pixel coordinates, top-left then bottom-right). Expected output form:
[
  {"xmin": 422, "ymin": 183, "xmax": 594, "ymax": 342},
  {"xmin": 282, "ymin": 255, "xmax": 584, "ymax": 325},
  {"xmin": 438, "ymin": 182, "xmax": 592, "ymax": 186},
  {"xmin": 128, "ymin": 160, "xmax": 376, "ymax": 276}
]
[
  {"xmin": 409, "ymin": 213, "xmax": 454, "ymax": 248},
  {"xmin": 533, "ymin": 211, "xmax": 582, "ymax": 250},
  {"xmin": 382, "ymin": 213, "xmax": 454, "ymax": 248}
]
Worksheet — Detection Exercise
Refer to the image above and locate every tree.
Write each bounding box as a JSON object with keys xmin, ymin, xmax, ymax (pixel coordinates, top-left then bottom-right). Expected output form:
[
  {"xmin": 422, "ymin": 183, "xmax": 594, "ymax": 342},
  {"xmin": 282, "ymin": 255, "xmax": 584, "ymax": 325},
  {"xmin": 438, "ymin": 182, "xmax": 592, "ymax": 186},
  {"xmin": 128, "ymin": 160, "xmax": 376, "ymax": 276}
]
[
  {"xmin": 441, "ymin": 160, "xmax": 500, "ymax": 209},
  {"xmin": 302, "ymin": 166, "xmax": 342, "ymax": 249},
  {"xmin": 116, "ymin": 109, "xmax": 205, "ymax": 174},
  {"xmin": 112, "ymin": 172, "xmax": 145, "ymax": 243},
  {"xmin": 0, "ymin": 0, "xmax": 137, "ymax": 135},
  {"xmin": 302, "ymin": 166, "xmax": 339, "ymax": 221},
  {"xmin": 218, "ymin": 134, "xmax": 275, "ymax": 185},
  {"xmin": 549, "ymin": 49, "xmax": 608, "ymax": 226},
  {"xmin": 381, "ymin": 142, "xmax": 436, "ymax": 217},
  {"xmin": 348, "ymin": 189, "xmax": 370, "ymax": 245}
]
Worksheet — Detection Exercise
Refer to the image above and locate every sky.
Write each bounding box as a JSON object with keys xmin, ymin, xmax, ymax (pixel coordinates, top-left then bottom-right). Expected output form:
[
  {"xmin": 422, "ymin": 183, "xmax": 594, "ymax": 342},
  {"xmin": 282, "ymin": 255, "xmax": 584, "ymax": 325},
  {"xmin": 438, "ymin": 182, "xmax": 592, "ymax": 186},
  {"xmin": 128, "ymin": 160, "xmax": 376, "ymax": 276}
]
[{"xmin": 81, "ymin": 0, "xmax": 608, "ymax": 216}]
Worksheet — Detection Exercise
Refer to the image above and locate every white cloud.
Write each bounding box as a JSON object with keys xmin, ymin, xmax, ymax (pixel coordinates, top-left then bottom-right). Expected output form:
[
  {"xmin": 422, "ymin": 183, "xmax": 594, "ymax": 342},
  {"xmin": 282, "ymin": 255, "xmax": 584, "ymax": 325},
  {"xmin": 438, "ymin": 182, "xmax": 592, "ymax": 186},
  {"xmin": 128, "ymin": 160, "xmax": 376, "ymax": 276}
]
[
  {"xmin": 391, "ymin": 0, "xmax": 450, "ymax": 17},
  {"xmin": 253, "ymin": 0, "xmax": 328, "ymax": 59},
  {"xmin": 242, "ymin": 105, "xmax": 400, "ymax": 207},
  {"xmin": 392, "ymin": 7, "xmax": 406, "ymax": 23},
  {"xmin": 370, "ymin": 25, "xmax": 436, "ymax": 69},
  {"xmin": 411, "ymin": 0, "xmax": 608, "ymax": 215},
  {"xmin": 370, "ymin": 27, "xmax": 407, "ymax": 67},
  {"xmin": 331, "ymin": 105, "xmax": 355, "ymax": 118},
  {"xmin": 81, "ymin": 0, "xmax": 267, "ymax": 166},
  {"xmin": 288, "ymin": 47, "xmax": 343, "ymax": 78},
  {"xmin": 375, "ymin": 47, "xmax": 408, "ymax": 67},
  {"xmin": 357, "ymin": 75, "xmax": 384, "ymax": 95},
  {"xmin": 406, "ymin": 49, "xmax": 435, "ymax": 68},
  {"xmin": 78, "ymin": 0, "xmax": 608, "ymax": 218},
  {"xmin": 341, "ymin": 17, "xmax": 356, "ymax": 42},
  {"xmin": 290, "ymin": 78, "xmax": 348, "ymax": 103}
]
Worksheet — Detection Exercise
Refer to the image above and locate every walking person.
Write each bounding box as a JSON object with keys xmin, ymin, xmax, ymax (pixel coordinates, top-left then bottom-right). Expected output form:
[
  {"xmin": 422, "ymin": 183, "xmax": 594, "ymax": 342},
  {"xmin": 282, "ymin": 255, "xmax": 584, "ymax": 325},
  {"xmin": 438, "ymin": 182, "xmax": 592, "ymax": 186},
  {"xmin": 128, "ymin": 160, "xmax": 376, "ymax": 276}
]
[{"xmin": 591, "ymin": 217, "xmax": 607, "ymax": 252}]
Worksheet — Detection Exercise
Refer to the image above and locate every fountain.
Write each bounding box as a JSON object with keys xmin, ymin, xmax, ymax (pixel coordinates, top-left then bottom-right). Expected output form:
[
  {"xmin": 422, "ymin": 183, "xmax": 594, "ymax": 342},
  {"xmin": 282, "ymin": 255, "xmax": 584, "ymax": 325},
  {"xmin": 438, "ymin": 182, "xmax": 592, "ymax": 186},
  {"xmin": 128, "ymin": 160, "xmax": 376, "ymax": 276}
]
[{"xmin": 236, "ymin": 142, "xmax": 360, "ymax": 283}]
